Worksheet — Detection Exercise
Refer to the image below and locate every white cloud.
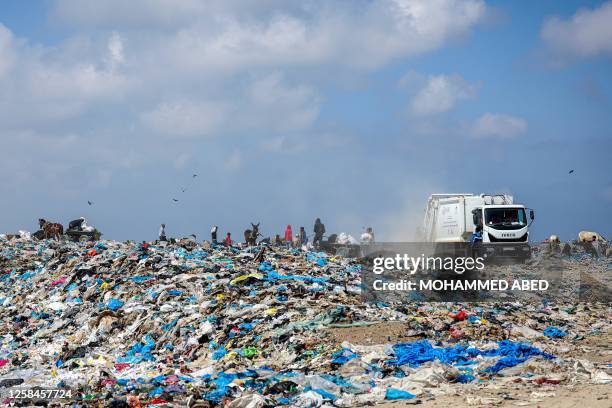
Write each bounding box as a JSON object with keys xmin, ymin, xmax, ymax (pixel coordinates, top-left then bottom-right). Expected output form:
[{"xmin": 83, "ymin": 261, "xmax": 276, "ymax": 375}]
[
  {"xmin": 0, "ymin": 24, "xmax": 16, "ymax": 78},
  {"xmin": 410, "ymin": 74, "xmax": 476, "ymax": 116},
  {"xmin": 0, "ymin": 1, "xmax": 487, "ymax": 136},
  {"xmin": 0, "ymin": 129, "xmax": 146, "ymax": 189},
  {"xmin": 140, "ymin": 100, "xmax": 229, "ymax": 138},
  {"xmin": 52, "ymin": 0, "xmax": 208, "ymax": 29},
  {"xmin": 0, "ymin": 29, "xmax": 131, "ymax": 128},
  {"xmin": 247, "ymin": 73, "xmax": 320, "ymax": 132},
  {"xmin": 139, "ymin": 73, "xmax": 319, "ymax": 137},
  {"xmin": 541, "ymin": 1, "xmax": 612, "ymax": 60},
  {"xmin": 106, "ymin": 32, "xmax": 125, "ymax": 70},
  {"xmin": 0, "ymin": 0, "xmax": 486, "ymax": 197},
  {"xmin": 53, "ymin": 0, "xmax": 486, "ymax": 70},
  {"xmin": 471, "ymin": 113, "xmax": 527, "ymax": 139}
]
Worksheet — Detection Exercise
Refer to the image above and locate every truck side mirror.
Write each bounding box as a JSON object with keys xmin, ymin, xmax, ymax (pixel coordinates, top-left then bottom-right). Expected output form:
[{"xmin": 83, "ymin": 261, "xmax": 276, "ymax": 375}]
[{"xmin": 529, "ymin": 210, "xmax": 534, "ymax": 220}]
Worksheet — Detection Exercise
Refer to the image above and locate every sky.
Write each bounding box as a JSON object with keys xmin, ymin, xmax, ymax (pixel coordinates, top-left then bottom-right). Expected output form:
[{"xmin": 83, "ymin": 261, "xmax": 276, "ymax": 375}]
[{"xmin": 0, "ymin": 0, "xmax": 611, "ymax": 242}]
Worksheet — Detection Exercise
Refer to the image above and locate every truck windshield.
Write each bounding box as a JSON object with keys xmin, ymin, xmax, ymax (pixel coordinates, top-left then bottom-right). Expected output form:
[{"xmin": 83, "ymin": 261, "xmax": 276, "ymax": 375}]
[{"xmin": 485, "ymin": 208, "xmax": 527, "ymax": 230}]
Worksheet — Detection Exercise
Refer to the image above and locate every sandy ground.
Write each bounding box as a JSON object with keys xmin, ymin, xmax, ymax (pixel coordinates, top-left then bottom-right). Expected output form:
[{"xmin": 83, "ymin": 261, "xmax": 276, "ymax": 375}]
[
  {"xmin": 571, "ymin": 330, "xmax": 612, "ymax": 363},
  {"xmin": 375, "ymin": 383, "xmax": 610, "ymax": 407},
  {"xmin": 326, "ymin": 321, "xmax": 612, "ymax": 408},
  {"xmin": 328, "ymin": 321, "xmax": 415, "ymax": 345}
]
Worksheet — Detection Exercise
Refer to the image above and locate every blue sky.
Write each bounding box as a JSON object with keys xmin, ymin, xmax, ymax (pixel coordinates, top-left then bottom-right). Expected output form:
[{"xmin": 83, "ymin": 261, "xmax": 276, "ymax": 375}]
[{"xmin": 0, "ymin": 0, "xmax": 611, "ymax": 242}]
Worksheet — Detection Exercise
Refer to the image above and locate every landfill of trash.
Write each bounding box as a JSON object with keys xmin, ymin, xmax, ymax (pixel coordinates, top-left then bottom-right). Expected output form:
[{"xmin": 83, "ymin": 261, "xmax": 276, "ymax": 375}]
[{"xmin": 0, "ymin": 236, "xmax": 610, "ymax": 407}]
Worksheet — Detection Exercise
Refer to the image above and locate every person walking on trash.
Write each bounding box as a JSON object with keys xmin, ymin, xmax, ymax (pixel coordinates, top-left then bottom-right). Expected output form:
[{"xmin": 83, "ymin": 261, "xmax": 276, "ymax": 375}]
[
  {"xmin": 313, "ymin": 218, "xmax": 325, "ymax": 247},
  {"xmin": 159, "ymin": 224, "xmax": 167, "ymax": 241},
  {"xmin": 284, "ymin": 225, "xmax": 293, "ymax": 247},
  {"xmin": 224, "ymin": 232, "xmax": 233, "ymax": 246},
  {"xmin": 211, "ymin": 226, "xmax": 218, "ymax": 244}
]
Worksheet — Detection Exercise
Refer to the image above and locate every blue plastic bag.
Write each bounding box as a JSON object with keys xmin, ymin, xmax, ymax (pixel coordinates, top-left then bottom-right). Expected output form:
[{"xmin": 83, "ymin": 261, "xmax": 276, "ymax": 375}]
[
  {"xmin": 107, "ymin": 298, "xmax": 124, "ymax": 311},
  {"xmin": 385, "ymin": 388, "xmax": 416, "ymax": 400},
  {"xmin": 543, "ymin": 326, "xmax": 566, "ymax": 338}
]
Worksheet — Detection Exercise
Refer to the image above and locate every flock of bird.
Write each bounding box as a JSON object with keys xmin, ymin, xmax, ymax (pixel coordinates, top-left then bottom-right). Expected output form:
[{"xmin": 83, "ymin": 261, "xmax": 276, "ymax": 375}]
[
  {"xmin": 85, "ymin": 174, "xmax": 199, "ymax": 207},
  {"xmin": 172, "ymin": 174, "xmax": 198, "ymax": 203},
  {"xmin": 85, "ymin": 171, "xmax": 576, "ymax": 208}
]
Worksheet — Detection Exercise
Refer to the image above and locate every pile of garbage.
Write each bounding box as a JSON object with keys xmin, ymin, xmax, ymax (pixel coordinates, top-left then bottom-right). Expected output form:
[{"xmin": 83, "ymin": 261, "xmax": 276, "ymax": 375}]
[{"xmin": 0, "ymin": 237, "xmax": 610, "ymax": 406}]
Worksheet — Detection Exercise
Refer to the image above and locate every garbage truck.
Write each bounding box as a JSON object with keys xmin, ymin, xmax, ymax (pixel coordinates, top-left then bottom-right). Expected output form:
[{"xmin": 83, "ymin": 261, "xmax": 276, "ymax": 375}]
[{"xmin": 422, "ymin": 193, "xmax": 534, "ymax": 261}]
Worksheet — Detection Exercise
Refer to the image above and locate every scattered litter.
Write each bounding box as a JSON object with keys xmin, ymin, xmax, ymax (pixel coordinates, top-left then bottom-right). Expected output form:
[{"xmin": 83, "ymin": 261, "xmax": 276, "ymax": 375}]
[
  {"xmin": 0, "ymin": 237, "xmax": 608, "ymax": 405},
  {"xmin": 543, "ymin": 326, "xmax": 567, "ymax": 338}
]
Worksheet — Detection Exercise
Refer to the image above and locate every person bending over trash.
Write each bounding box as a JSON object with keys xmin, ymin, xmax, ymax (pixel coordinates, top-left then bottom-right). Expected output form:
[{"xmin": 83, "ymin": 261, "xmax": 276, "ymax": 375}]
[{"xmin": 68, "ymin": 217, "xmax": 86, "ymax": 231}]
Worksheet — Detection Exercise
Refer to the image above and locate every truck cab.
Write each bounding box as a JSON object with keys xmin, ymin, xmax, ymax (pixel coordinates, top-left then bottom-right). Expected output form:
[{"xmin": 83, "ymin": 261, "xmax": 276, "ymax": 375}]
[
  {"xmin": 423, "ymin": 193, "xmax": 534, "ymax": 261},
  {"xmin": 471, "ymin": 203, "xmax": 533, "ymax": 261}
]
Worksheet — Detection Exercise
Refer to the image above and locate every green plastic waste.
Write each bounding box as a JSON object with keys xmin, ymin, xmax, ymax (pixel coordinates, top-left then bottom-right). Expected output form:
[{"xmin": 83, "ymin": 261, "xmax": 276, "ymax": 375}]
[{"xmin": 241, "ymin": 346, "xmax": 258, "ymax": 358}]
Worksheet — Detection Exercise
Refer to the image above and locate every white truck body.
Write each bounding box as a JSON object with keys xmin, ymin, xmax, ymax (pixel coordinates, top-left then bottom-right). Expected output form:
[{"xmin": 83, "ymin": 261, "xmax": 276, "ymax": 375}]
[{"xmin": 423, "ymin": 193, "xmax": 532, "ymax": 259}]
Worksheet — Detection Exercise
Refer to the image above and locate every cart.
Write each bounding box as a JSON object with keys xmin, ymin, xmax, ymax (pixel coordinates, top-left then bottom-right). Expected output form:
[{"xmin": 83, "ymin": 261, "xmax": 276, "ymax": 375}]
[{"xmin": 65, "ymin": 229, "xmax": 102, "ymax": 242}]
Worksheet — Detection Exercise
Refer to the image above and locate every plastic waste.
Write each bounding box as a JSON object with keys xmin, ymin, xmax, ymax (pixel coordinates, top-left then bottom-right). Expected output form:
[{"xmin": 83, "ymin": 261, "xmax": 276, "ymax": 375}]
[
  {"xmin": 336, "ymin": 233, "xmax": 358, "ymax": 245},
  {"xmin": 227, "ymin": 394, "xmax": 266, "ymax": 408},
  {"xmin": 0, "ymin": 236, "xmax": 607, "ymax": 406},
  {"xmin": 107, "ymin": 298, "xmax": 124, "ymax": 311},
  {"xmin": 294, "ymin": 390, "xmax": 324, "ymax": 407},
  {"xmin": 385, "ymin": 388, "xmax": 416, "ymax": 400},
  {"xmin": 543, "ymin": 326, "xmax": 566, "ymax": 338}
]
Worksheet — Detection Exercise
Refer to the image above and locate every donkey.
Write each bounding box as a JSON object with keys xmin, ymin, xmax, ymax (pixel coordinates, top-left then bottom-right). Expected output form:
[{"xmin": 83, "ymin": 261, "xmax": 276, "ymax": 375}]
[
  {"xmin": 244, "ymin": 222, "xmax": 260, "ymax": 246},
  {"xmin": 38, "ymin": 218, "xmax": 64, "ymax": 240}
]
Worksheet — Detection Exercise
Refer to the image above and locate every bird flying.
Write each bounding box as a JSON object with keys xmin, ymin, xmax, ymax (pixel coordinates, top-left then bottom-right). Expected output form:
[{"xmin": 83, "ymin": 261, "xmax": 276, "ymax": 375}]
[{"xmin": 569, "ymin": 169, "xmax": 574, "ymax": 174}]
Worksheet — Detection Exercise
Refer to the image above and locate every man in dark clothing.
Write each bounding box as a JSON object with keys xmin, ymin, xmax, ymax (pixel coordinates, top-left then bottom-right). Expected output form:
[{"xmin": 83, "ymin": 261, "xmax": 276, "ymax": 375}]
[
  {"xmin": 313, "ymin": 218, "xmax": 325, "ymax": 247},
  {"xmin": 211, "ymin": 226, "xmax": 218, "ymax": 244},
  {"xmin": 68, "ymin": 217, "xmax": 85, "ymax": 231}
]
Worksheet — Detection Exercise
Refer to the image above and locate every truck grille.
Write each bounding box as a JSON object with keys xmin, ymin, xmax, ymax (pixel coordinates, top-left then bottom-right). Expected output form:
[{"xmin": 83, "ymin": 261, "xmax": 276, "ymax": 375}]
[{"xmin": 488, "ymin": 232, "xmax": 528, "ymax": 242}]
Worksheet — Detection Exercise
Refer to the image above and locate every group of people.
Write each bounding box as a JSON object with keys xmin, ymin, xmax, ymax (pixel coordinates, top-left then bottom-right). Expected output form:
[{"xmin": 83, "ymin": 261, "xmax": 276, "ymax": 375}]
[
  {"xmin": 158, "ymin": 218, "xmax": 327, "ymax": 248},
  {"xmin": 158, "ymin": 224, "xmax": 233, "ymax": 245},
  {"xmin": 275, "ymin": 218, "xmax": 326, "ymax": 248},
  {"xmin": 209, "ymin": 225, "xmax": 233, "ymax": 246}
]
